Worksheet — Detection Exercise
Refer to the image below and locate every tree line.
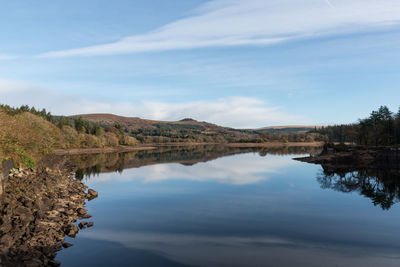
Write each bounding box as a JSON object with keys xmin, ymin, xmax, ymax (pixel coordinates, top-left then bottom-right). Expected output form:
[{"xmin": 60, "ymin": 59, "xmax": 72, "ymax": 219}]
[{"xmin": 312, "ymin": 106, "xmax": 400, "ymax": 146}]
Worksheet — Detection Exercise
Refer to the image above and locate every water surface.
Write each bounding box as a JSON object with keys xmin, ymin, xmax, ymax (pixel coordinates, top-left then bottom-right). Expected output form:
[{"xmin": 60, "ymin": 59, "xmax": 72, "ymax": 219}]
[{"xmin": 56, "ymin": 146, "xmax": 400, "ymax": 267}]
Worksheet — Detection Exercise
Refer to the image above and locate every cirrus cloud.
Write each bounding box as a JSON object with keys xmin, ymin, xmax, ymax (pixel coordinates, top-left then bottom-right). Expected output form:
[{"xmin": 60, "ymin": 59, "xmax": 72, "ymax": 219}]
[{"xmin": 38, "ymin": 0, "xmax": 400, "ymax": 58}]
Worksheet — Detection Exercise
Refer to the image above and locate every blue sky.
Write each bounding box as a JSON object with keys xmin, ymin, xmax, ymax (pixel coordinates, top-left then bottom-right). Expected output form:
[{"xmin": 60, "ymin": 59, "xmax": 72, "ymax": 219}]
[{"xmin": 1, "ymin": 0, "xmax": 400, "ymax": 128}]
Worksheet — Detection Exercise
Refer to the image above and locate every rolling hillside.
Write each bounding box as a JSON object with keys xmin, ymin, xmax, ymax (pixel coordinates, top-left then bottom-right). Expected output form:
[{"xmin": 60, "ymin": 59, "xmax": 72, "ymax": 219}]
[
  {"xmin": 254, "ymin": 125, "xmax": 322, "ymax": 133},
  {"xmin": 78, "ymin": 113, "xmax": 261, "ymax": 143}
]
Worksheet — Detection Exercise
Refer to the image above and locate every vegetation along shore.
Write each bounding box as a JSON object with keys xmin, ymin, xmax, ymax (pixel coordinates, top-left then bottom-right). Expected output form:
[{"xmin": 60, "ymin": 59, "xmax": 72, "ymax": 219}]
[{"xmin": 296, "ymin": 105, "xmax": 400, "ymax": 168}]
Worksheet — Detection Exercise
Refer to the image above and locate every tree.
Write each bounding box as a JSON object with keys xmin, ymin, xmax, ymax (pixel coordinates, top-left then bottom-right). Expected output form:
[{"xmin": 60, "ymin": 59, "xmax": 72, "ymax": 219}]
[
  {"xmin": 57, "ymin": 117, "xmax": 70, "ymax": 129},
  {"xmin": 74, "ymin": 117, "xmax": 85, "ymax": 133}
]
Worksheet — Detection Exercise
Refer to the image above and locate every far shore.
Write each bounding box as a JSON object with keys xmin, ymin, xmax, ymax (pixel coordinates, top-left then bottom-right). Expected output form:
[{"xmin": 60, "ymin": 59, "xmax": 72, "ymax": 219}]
[{"xmin": 53, "ymin": 141, "xmax": 324, "ymax": 156}]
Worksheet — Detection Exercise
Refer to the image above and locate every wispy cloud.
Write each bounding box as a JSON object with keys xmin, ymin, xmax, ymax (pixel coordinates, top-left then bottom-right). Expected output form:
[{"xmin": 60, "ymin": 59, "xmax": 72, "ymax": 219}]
[
  {"xmin": 0, "ymin": 79, "xmax": 39, "ymax": 93},
  {"xmin": 38, "ymin": 0, "xmax": 400, "ymax": 57},
  {"xmin": 0, "ymin": 78, "xmax": 308, "ymax": 128},
  {"xmin": 0, "ymin": 54, "xmax": 17, "ymax": 60}
]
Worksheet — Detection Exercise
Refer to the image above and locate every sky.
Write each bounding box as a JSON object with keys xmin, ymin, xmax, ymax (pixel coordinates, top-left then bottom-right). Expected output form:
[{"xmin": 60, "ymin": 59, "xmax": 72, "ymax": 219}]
[{"xmin": 1, "ymin": 0, "xmax": 400, "ymax": 128}]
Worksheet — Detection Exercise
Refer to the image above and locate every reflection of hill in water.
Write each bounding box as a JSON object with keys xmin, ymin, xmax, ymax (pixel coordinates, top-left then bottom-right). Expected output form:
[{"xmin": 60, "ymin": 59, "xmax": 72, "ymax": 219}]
[
  {"xmin": 67, "ymin": 145, "xmax": 322, "ymax": 180},
  {"xmin": 317, "ymin": 166, "xmax": 400, "ymax": 210}
]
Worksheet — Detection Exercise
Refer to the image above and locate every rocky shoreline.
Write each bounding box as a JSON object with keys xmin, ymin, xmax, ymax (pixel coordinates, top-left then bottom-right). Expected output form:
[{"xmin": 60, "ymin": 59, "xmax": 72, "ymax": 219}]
[
  {"xmin": 0, "ymin": 160, "xmax": 98, "ymax": 267},
  {"xmin": 295, "ymin": 147, "xmax": 400, "ymax": 169}
]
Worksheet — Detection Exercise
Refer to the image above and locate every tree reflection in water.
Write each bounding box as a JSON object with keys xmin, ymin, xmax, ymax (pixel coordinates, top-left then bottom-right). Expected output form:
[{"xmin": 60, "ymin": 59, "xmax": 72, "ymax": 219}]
[
  {"xmin": 69, "ymin": 145, "xmax": 322, "ymax": 181},
  {"xmin": 317, "ymin": 167, "xmax": 400, "ymax": 210}
]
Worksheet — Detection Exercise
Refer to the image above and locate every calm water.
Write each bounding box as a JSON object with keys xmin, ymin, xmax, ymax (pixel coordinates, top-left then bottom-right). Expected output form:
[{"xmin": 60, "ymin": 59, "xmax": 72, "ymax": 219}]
[{"xmin": 56, "ymin": 146, "xmax": 400, "ymax": 267}]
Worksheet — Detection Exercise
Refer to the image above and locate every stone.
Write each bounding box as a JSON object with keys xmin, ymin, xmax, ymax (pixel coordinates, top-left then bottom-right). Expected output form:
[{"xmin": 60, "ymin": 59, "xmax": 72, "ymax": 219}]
[
  {"xmin": 86, "ymin": 189, "xmax": 98, "ymax": 200},
  {"xmin": 77, "ymin": 208, "xmax": 87, "ymax": 215},
  {"xmin": 87, "ymin": 222, "xmax": 94, "ymax": 228},
  {"xmin": 0, "ymin": 234, "xmax": 14, "ymax": 247},
  {"xmin": 48, "ymin": 260, "xmax": 61, "ymax": 267},
  {"xmin": 25, "ymin": 258, "xmax": 42, "ymax": 267},
  {"xmin": 62, "ymin": 242, "xmax": 73, "ymax": 248},
  {"xmin": 0, "ymin": 158, "xmax": 92, "ymax": 266},
  {"xmin": 66, "ymin": 224, "xmax": 79, "ymax": 238},
  {"xmin": 78, "ymin": 222, "xmax": 87, "ymax": 229}
]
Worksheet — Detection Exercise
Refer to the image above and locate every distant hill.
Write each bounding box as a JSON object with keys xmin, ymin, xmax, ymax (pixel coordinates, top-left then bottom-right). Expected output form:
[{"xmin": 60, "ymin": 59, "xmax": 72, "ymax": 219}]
[
  {"xmin": 253, "ymin": 125, "xmax": 321, "ymax": 134},
  {"xmin": 78, "ymin": 114, "xmax": 227, "ymax": 130},
  {"xmin": 77, "ymin": 113, "xmax": 261, "ymax": 143}
]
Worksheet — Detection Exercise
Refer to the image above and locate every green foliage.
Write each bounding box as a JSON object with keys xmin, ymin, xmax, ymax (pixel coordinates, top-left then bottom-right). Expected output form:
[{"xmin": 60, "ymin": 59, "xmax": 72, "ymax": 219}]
[
  {"xmin": 58, "ymin": 116, "xmax": 71, "ymax": 128},
  {"xmin": 114, "ymin": 123, "xmax": 125, "ymax": 135},
  {"xmin": 14, "ymin": 146, "xmax": 36, "ymax": 169},
  {"xmin": 313, "ymin": 105, "xmax": 400, "ymax": 146},
  {"xmin": 0, "ymin": 104, "xmax": 109, "ymax": 139},
  {"xmin": 74, "ymin": 116, "xmax": 85, "ymax": 132},
  {"xmin": 0, "ymin": 104, "xmax": 53, "ymax": 123}
]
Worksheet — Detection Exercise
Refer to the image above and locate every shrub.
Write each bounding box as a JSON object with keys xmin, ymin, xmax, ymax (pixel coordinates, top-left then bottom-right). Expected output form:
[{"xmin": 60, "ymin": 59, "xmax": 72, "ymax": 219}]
[{"xmin": 120, "ymin": 135, "xmax": 139, "ymax": 146}]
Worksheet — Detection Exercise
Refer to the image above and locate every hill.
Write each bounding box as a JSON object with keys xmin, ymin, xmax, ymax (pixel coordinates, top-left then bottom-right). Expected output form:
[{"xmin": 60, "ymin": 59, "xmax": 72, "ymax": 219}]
[
  {"xmin": 0, "ymin": 107, "xmax": 138, "ymax": 168},
  {"xmin": 254, "ymin": 125, "xmax": 321, "ymax": 134},
  {"xmin": 78, "ymin": 113, "xmax": 262, "ymax": 143}
]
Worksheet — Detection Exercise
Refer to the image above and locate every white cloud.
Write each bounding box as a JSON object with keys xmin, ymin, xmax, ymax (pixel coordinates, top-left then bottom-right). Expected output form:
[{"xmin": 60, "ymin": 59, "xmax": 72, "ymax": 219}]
[
  {"xmin": 0, "ymin": 54, "xmax": 17, "ymax": 60},
  {"xmin": 0, "ymin": 78, "xmax": 308, "ymax": 128},
  {"xmin": 85, "ymin": 154, "xmax": 296, "ymax": 185},
  {"xmin": 39, "ymin": 0, "xmax": 400, "ymax": 57},
  {"xmin": 0, "ymin": 79, "xmax": 35, "ymax": 93}
]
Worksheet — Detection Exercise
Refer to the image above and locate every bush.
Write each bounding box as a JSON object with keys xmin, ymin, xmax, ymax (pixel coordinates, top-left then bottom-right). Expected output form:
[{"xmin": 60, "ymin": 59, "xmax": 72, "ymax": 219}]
[
  {"xmin": 120, "ymin": 136, "xmax": 139, "ymax": 146},
  {"xmin": 104, "ymin": 132, "xmax": 119, "ymax": 147}
]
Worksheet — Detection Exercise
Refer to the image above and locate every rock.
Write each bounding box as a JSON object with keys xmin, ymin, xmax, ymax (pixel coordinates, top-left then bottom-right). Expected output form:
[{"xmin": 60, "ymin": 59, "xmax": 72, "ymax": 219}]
[
  {"xmin": 0, "ymin": 234, "xmax": 14, "ymax": 247},
  {"xmin": 48, "ymin": 259, "xmax": 61, "ymax": 267},
  {"xmin": 0, "ymin": 158, "xmax": 93, "ymax": 266},
  {"xmin": 77, "ymin": 208, "xmax": 87, "ymax": 215},
  {"xmin": 66, "ymin": 224, "xmax": 79, "ymax": 238},
  {"xmin": 86, "ymin": 189, "xmax": 98, "ymax": 200},
  {"xmin": 66, "ymin": 209, "xmax": 75, "ymax": 215},
  {"xmin": 78, "ymin": 222, "xmax": 88, "ymax": 229},
  {"xmin": 87, "ymin": 222, "xmax": 94, "ymax": 228},
  {"xmin": 80, "ymin": 214, "xmax": 92, "ymax": 219},
  {"xmin": 25, "ymin": 258, "xmax": 43, "ymax": 267},
  {"xmin": 62, "ymin": 242, "xmax": 73, "ymax": 248}
]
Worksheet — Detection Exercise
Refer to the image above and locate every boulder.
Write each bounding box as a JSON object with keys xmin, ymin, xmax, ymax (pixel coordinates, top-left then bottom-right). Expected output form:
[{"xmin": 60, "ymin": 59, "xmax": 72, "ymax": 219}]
[
  {"xmin": 77, "ymin": 208, "xmax": 87, "ymax": 215},
  {"xmin": 65, "ymin": 224, "xmax": 79, "ymax": 238},
  {"xmin": 86, "ymin": 189, "xmax": 98, "ymax": 200},
  {"xmin": 62, "ymin": 242, "xmax": 73, "ymax": 248},
  {"xmin": 78, "ymin": 222, "xmax": 88, "ymax": 229}
]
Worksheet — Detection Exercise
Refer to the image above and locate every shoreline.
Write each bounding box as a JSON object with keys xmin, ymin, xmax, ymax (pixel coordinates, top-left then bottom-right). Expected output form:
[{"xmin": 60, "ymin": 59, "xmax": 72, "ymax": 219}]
[
  {"xmin": 53, "ymin": 145, "xmax": 157, "ymax": 155},
  {"xmin": 0, "ymin": 161, "xmax": 98, "ymax": 266},
  {"xmin": 53, "ymin": 142, "xmax": 324, "ymax": 156},
  {"xmin": 295, "ymin": 147, "xmax": 400, "ymax": 169}
]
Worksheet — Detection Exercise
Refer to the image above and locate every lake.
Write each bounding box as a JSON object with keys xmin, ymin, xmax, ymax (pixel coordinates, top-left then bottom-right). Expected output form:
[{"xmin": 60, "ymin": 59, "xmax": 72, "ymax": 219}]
[{"xmin": 55, "ymin": 146, "xmax": 400, "ymax": 267}]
